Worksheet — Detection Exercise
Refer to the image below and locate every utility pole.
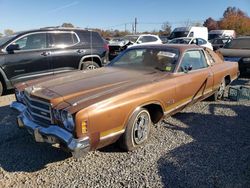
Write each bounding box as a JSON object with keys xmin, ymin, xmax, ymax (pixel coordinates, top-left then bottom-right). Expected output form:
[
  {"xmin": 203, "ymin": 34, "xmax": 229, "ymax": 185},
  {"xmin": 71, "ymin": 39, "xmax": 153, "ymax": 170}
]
[
  {"xmin": 125, "ymin": 23, "xmax": 127, "ymax": 32},
  {"xmin": 135, "ymin": 17, "xmax": 137, "ymax": 34}
]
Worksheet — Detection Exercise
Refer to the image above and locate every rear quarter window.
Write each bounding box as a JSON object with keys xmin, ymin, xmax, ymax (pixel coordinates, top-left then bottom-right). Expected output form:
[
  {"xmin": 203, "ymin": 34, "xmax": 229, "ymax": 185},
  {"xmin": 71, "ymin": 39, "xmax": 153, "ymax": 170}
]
[
  {"xmin": 77, "ymin": 31, "xmax": 104, "ymax": 46},
  {"xmin": 50, "ymin": 32, "xmax": 79, "ymax": 48}
]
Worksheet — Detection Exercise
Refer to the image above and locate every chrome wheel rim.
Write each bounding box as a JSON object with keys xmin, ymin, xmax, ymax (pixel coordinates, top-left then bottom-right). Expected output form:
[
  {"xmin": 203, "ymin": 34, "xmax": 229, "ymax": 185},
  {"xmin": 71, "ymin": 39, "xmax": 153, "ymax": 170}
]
[
  {"xmin": 86, "ymin": 65, "xmax": 97, "ymax": 70},
  {"xmin": 133, "ymin": 111, "xmax": 150, "ymax": 145},
  {"xmin": 218, "ymin": 81, "xmax": 225, "ymax": 99}
]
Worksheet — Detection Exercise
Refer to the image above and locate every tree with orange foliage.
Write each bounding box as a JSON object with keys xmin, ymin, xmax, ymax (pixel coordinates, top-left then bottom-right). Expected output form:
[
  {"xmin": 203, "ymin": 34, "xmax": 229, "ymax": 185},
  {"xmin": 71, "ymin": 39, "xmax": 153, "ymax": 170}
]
[{"xmin": 219, "ymin": 7, "xmax": 250, "ymax": 35}]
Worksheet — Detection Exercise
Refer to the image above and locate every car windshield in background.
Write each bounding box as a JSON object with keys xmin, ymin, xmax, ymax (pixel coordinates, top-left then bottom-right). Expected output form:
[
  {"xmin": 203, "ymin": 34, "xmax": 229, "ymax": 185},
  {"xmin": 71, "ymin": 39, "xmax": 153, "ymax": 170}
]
[
  {"xmin": 224, "ymin": 38, "xmax": 250, "ymax": 49},
  {"xmin": 212, "ymin": 38, "xmax": 230, "ymax": 44},
  {"xmin": 109, "ymin": 48, "xmax": 179, "ymax": 72},
  {"xmin": 169, "ymin": 38, "xmax": 191, "ymax": 44},
  {"xmin": 169, "ymin": 31, "xmax": 188, "ymax": 39},
  {"xmin": 0, "ymin": 34, "xmax": 17, "ymax": 46},
  {"xmin": 123, "ymin": 35, "xmax": 139, "ymax": 43},
  {"xmin": 208, "ymin": 34, "xmax": 220, "ymax": 40}
]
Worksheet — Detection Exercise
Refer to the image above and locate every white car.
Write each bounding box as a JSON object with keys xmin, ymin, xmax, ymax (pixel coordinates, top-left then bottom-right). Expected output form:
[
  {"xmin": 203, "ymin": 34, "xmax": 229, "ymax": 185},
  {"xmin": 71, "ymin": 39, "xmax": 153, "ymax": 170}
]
[
  {"xmin": 125, "ymin": 34, "xmax": 162, "ymax": 47},
  {"xmin": 169, "ymin": 37, "xmax": 213, "ymax": 50}
]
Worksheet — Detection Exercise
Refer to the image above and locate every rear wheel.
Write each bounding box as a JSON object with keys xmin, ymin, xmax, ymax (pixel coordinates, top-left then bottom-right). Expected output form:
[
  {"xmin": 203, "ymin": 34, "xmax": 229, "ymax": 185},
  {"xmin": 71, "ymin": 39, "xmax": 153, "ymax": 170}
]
[
  {"xmin": 211, "ymin": 79, "xmax": 226, "ymax": 101},
  {"xmin": 0, "ymin": 81, "xmax": 3, "ymax": 96},
  {"xmin": 81, "ymin": 61, "xmax": 100, "ymax": 70},
  {"xmin": 120, "ymin": 108, "xmax": 152, "ymax": 151}
]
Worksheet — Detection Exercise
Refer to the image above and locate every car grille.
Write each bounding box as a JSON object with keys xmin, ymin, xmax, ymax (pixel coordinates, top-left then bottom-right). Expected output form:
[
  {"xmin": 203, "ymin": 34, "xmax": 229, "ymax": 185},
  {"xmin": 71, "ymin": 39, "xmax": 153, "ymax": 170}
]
[{"xmin": 23, "ymin": 92, "xmax": 52, "ymax": 125}]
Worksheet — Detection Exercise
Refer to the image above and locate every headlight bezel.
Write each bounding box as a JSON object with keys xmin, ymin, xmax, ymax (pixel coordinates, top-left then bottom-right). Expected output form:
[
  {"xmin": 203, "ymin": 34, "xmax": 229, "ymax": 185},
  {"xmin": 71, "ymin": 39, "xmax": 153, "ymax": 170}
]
[
  {"xmin": 61, "ymin": 110, "xmax": 75, "ymax": 131},
  {"xmin": 52, "ymin": 108, "xmax": 75, "ymax": 132},
  {"xmin": 15, "ymin": 89, "xmax": 24, "ymax": 102}
]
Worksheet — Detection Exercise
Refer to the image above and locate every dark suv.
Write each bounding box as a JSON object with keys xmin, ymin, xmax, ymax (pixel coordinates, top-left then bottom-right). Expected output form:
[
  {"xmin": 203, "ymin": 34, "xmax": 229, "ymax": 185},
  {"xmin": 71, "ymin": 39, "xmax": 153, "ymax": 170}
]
[
  {"xmin": 0, "ymin": 27, "xmax": 109, "ymax": 95},
  {"xmin": 218, "ymin": 37, "xmax": 250, "ymax": 75}
]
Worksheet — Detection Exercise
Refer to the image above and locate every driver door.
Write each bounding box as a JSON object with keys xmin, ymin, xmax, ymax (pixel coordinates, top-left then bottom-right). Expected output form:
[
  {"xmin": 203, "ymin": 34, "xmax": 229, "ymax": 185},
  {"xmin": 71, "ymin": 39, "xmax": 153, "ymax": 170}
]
[
  {"xmin": 174, "ymin": 50, "xmax": 213, "ymax": 108},
  {"xmin": 4, "ymin": 32, "xmax": 51, "ymax": 85}
]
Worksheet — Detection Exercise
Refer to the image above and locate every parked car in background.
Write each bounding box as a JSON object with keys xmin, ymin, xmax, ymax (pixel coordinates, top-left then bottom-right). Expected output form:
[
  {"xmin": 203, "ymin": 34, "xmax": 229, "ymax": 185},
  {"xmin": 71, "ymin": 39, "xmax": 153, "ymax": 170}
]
[
  {"xmin": 108, "ymin": 37, "xmax": 132, "ymax": 60},
  {"xmin": 169, "ymin": 37, "xmax": 213, "ymax": 50},
  {"xmin": 0, "ymin": 27, "xmax": 109, "ymax": 96},
  {"xmin": 108, "ymin": 34, "xmax": 162, "ymax": 60},
  {"xmin": 159, "ymin": 36, "xmax": 169, "ymax": 44},
  {"xmin": 208, "ymin": 30, "xmax": 236, "ymax": 41},
  {"xmin": 218, "ymin": 36, "xmax": 250, "ymax": 75},
  {"xmin": 11, "ymin": 44, "xmax": 238, "ymax": 158},
  {"xmin": 210, "ymin": 37, "xmax": 232, "ymax": 51},
  {"xmin": 169, "ymin": 26, "xmax": 208, "ymax": 40}
]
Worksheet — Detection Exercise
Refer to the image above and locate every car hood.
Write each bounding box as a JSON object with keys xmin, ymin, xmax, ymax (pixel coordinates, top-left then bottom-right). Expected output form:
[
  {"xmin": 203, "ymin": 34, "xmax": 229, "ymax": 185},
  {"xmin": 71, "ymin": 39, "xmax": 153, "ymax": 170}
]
[{"xmin": 24, "ymin": 67, "xmax": 165, "ymax": 108}]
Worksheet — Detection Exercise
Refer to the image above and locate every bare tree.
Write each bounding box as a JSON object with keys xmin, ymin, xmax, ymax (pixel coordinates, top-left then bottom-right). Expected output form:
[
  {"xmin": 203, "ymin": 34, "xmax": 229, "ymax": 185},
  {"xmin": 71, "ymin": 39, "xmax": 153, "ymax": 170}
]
[{"xmin": 161, "ymin": 22, "xmax": 172, "ymax": 35}]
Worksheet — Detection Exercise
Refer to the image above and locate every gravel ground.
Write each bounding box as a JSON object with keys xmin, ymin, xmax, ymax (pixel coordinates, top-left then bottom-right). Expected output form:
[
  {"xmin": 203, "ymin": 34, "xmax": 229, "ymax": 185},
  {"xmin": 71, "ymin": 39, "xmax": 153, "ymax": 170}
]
[{"xmin": 0, "ymin": 78, "xmax": 249, "ymax": 188}]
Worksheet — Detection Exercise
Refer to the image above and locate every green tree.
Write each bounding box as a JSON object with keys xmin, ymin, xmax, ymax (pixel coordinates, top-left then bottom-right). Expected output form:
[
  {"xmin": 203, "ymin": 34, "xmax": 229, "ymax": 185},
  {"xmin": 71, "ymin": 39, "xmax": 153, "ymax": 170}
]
[
  {"xmin": 4, "ymin": 29, "xmax": 14, "ymax": 36},
  {"xmin": 61, "ymin": 23, "xmax": 74, "ymax": 28}
]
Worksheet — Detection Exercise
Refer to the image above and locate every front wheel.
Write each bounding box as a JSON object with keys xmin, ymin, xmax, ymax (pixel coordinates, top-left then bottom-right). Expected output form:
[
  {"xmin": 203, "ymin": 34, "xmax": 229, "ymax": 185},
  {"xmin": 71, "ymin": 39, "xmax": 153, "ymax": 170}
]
[
  {"xmin": 120, "ymin": 108, "xmax": 152, "ymax": 151},
  {"xmin": 81, "ymin": 61, "xmax": 100, "ymax": 70}
]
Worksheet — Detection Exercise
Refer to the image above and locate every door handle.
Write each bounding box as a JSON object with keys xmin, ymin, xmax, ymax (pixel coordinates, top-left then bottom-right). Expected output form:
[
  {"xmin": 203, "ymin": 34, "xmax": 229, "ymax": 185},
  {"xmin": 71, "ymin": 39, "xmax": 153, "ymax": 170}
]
[
  {"xmin": 77, "ymin": 49, "xmax": 85, "ymax": 54},
  {"xmin": 41, "ymin": 51, "xmax": 51, "ymax": 56},
  {"xmin": 208, "ymin": 73, "xmax": 213, "ymax": 77}
]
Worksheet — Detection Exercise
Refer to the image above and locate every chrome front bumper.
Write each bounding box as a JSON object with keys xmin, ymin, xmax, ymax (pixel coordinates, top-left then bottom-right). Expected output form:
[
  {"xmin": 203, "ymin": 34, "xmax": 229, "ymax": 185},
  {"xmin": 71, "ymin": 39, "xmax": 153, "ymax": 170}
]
[{"xmin": 10, "ymin": 101, "xmax": 90, "ymax": 156}]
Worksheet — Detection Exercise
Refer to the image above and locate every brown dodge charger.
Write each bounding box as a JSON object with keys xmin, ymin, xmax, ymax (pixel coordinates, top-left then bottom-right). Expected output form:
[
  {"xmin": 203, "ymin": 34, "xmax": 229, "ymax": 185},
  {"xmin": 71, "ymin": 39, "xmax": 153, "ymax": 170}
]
[{"xmin": 11, "ymin": 44, "xmax": 239, "ymax": 158}]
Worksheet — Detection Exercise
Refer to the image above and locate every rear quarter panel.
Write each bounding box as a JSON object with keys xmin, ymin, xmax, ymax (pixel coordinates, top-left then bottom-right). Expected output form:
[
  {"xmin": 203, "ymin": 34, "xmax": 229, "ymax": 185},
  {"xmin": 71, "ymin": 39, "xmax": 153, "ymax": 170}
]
[{"xmin": 207, "ymin": 49, "xmax": 239, "ymax": 88}]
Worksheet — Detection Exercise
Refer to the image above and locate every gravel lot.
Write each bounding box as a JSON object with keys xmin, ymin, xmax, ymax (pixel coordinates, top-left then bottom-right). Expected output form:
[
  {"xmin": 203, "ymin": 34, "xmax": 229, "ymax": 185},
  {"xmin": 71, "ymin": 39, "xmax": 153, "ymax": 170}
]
[{"xmin": 0, "ymin": 78, "xmax": 249, "ymax": 188}]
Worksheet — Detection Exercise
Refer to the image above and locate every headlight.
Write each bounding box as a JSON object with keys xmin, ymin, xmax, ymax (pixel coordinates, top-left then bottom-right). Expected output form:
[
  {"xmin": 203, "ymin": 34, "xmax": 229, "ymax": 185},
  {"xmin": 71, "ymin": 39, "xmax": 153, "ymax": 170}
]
[
  {"xmin": 61, "ymin": 110, "xmax": 75, "ymax": 131},
  {"xmin": 53, "ymin": 109, "xmax": 61, "ymax": 120},
  {"xmin": 15, "ymin": 90, "xmax": 24, "ymax": 102}
]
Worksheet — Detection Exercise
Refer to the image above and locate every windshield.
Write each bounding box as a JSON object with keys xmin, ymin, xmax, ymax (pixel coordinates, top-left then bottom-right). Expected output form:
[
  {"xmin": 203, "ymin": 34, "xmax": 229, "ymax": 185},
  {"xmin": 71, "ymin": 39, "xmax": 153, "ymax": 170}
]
[
  {"xmin": 123, "ymin": 35, "xmax": 139, "ymax": 43},
  {"xmin": 109, "ymin": 47, "xmax": 179, "ymax": 72},
  {"xmin": 169, "ymin": 31, "xmax": 188, "ymax": 39},
  {"xmin": 0, "ymin": 34, "xmax": 17, "ymax": 46},
  {"xmin": 224, "ymin": 38, "xmax": 250, "ymax": 49},
  {"xmin": 208, "ymin": 34, "xmax": 221, "ymax": 40},
  {"xmin": 169, "ymin": 38, "xmax": 191, "ymax": 44}
]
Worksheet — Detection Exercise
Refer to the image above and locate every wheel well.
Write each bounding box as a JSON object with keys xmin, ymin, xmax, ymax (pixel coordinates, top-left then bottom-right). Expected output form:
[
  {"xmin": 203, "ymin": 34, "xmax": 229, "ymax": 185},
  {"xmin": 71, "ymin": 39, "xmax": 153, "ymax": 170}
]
[
  {"xmin": 225, "ymin": 75, "xmax": 231, "ymax": 86},
  {"xmin": 143, "ymin": 104, "xmax": 164, "ymax": 124},
  {"xmin": 0, "ymin": 73, "xmax": 6, "ymax": 88},
  {"xmin": 82, "ymin": 57, "xmax": 102, "ymax": 67}
]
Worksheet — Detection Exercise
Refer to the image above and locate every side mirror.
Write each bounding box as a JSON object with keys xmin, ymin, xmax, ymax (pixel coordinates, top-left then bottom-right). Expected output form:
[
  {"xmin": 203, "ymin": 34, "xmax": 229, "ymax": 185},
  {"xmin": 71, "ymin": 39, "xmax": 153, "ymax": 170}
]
[
  {"xmin": 137, "ymin": 40, "xmax": 142, "ymax": 44},
  {"xmin": 183, "ymin": 64, "xmax": 192, "ymax": 73},
  {"xmin": 6, "ymin": 44, "xmax": 20, "ymax": 53}
]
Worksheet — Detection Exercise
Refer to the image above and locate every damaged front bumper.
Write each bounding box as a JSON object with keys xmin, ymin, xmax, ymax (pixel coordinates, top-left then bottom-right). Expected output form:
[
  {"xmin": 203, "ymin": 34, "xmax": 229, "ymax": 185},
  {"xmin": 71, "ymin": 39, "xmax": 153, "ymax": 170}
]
[{"xmin": 10, "ymin": 101, "xmax": 90, "ymax": 158}]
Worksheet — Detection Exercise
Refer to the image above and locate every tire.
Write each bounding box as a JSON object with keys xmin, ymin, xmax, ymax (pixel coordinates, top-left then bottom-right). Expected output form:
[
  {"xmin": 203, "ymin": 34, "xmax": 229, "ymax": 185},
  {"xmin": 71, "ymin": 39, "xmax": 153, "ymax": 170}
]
[
  {"xmin": 0, "ymin": 81, "xmax": 3, "ymax": 96},
  {"xmin": 81, "ymin": 61, "xmax": 100, "ymax": 70},
  {"xmin": 210, "ymin": 79, "xmax": 226, "ymax": 101},
  {"xmin": 120, "ymin": 108, "xmax": 152, "ymax": 151}
]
